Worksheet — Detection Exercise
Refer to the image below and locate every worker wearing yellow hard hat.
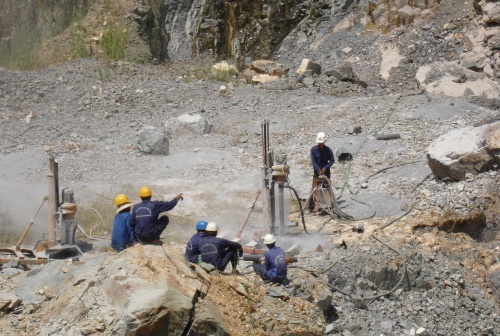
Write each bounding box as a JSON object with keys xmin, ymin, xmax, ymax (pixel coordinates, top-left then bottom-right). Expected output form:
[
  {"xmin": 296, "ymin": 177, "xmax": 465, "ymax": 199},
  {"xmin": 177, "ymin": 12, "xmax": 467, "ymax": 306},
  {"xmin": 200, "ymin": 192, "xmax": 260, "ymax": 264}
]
[
  {"xmin": 130, "ymin": 186, "xmax": 184, "ymax": 243},
  {"xmin": 111, "ymin": 194, "xmax": 135, "ymax": 251}
]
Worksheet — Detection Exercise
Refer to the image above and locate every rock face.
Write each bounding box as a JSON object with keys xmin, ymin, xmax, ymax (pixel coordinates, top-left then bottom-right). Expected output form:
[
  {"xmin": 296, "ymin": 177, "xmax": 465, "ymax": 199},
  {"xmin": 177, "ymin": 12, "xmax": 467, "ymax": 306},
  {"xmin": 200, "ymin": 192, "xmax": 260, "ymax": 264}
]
[
  {"xmin": 0, "ymin": 0, "xmax": 96, "ymax": 59},
  {"xmin": 13, "ymin": 244, "xmax": 221, "ymax": 335},
  {"xmin": 138, "ymin": 126, "xmax": 169, "ymax": 155},
  {"xmin": 426, "ymin": 122, "xmax": 500, "ymax": 181}
]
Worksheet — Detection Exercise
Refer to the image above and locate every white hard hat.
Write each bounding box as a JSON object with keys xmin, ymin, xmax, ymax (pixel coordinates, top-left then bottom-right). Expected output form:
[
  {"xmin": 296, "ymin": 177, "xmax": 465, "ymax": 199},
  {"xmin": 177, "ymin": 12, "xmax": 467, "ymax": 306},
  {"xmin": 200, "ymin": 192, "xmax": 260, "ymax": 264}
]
[
  {"xmin": 206, "ymin": 222, "xmax": 219, "ymax": 232},
  {"xmin": 263, "ymin": 234, "xmax": 276, "ymax": 245},
  {"xmin": 316, "ymin": 132, "xmax": 327, "ymax": 143}
]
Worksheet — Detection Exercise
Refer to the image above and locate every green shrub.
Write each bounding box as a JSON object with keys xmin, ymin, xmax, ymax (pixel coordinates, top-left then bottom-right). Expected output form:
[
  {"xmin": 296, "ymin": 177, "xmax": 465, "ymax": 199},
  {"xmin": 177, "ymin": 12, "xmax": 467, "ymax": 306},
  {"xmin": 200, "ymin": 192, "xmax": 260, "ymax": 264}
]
[
  {"xmin": 101, "ymin": 26, "xmax": 128, "ymax": 60},
  {"xmin": 70, "ymin": 22, "xmax": 91, "ymax": 59}
]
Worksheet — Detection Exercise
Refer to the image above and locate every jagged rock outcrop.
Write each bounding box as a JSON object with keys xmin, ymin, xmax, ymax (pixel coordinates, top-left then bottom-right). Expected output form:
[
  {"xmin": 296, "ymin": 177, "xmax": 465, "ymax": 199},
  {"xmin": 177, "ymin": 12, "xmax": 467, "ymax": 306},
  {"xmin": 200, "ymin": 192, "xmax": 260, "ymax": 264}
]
[
  {"xmin": 13, "ymin": 244, "xmax": 223, "ymax": 335},
  {"xmin": 426, "ymin": 122, "xmax": 500, "ymax": 181},
  {"xmin": 416, "ymin": 61, "xmax": 500, "ymax": 99}
]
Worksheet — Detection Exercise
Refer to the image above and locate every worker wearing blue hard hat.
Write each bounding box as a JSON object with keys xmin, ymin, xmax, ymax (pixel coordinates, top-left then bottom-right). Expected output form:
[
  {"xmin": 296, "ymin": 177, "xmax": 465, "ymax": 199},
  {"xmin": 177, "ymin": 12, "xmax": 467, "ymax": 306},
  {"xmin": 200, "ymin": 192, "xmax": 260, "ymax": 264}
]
[{"xmin": 185, "ymin": 220, "xmax": 208, "ymax": 263}]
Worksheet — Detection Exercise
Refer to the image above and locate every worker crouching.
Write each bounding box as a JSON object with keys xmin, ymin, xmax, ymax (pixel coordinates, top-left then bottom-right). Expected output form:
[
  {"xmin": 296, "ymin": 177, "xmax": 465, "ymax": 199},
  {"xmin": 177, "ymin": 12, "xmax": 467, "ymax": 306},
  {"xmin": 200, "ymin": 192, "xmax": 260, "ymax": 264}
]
[
  {"xmin": 199, "ymin": 222, "xmax": 243, "ymax": 274},
  {"xmin": 111, "ymin": 194, "xmax": 135, "ymax": 252},
  {"xmin": 253, "ymin": 234, "xmax": 287, "ymax": 284},
  {"xmin": 131, "ymin": 186, "xmax": 183, "ymax": 244}
]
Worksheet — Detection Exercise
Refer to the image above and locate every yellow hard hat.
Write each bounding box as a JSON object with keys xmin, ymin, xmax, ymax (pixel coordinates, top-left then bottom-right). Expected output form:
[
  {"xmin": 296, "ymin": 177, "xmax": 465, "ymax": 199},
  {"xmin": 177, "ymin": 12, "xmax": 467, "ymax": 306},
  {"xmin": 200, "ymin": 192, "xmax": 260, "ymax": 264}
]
[
  {"xmin": 139, "ymin": 186, "xmax": 152, "ymax": 198},
  {"xmin": 114, "ymin": 194, "xmax": 131, "ymax": 207}
]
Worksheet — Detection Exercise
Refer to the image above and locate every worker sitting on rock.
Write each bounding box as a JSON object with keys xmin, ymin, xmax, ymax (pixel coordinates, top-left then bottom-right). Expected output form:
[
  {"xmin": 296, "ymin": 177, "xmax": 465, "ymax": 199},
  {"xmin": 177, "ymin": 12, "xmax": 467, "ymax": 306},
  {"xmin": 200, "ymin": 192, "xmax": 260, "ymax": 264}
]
[
  {"xmin": 185, "ymin": 220, "xmax": 208, "ymax": 263},
  {"xmin": 131, "ymin": 186, "xmax": 183, "ymax": 244},
  {"xmin": 199, "ymin": 222, "xmax": 243, "ymax": 274},
  {"xmin": 253, "ymin": 234, "xmax": 287, "ymax": 284},
  {"xmin": 111, "ymin": 194, "xmax": 136, "ymax": 252}
]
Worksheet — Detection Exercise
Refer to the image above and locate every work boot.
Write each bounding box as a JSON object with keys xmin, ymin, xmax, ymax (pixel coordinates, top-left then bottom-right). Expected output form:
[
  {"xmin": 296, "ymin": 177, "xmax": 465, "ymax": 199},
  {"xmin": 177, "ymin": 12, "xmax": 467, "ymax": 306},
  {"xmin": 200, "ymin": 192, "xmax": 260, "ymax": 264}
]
[{"xmin": 231, "ymin": 269, "xmax": 241, "ymax": 275}]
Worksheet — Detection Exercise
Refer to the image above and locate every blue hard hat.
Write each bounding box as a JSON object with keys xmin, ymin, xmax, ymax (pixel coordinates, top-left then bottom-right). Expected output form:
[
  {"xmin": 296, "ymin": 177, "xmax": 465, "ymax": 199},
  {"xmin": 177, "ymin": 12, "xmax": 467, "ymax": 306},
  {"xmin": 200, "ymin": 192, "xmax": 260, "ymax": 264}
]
[{"xmin": 196, "ymin": 220, "xmax": 208, "ymax": 230}]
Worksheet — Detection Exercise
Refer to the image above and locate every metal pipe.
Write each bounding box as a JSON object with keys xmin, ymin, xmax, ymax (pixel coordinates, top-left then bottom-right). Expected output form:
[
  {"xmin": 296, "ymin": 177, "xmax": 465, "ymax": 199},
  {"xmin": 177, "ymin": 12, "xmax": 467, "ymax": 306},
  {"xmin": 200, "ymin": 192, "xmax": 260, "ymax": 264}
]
[
  {"xmin": 270, "ymin": 181, "xmax": 276, "ymax": 234},
  {"xmin": 16, "ymin": 196, "xmax": 48, "ymax": 249},
  {"xmin": 236, "ymin": 190, "xmax": 261, "ymax": 240},
  {"xmin": 47, "ymin": 157, "xmax": 57, "ymax": 246},
  {"xmin": 278, "ymin": 183, "xmax": 285, "ymax": 236}
]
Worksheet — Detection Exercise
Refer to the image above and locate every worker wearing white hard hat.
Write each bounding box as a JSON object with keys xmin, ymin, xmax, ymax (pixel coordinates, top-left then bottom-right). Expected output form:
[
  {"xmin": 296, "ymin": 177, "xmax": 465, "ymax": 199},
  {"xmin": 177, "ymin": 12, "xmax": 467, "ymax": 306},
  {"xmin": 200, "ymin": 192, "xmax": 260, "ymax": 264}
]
[
  {"xmin": 252, "ymin": 234, "xmax": 288, "ymax": 283},
  {"xmin": 198, "ymin": 222, "xmax": 243, "ymax": 274},
  {"xmin": 311, "ymin": 132, "xmax": 335, "ymax": 178}
]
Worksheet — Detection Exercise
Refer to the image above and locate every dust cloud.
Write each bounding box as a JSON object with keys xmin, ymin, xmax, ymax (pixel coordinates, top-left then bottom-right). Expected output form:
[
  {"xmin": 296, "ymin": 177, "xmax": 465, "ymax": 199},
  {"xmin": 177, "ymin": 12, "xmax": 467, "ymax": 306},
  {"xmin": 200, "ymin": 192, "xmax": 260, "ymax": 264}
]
[{"xmin": 0, "ymin": 181, "xmax": 49, "ymax": 245}]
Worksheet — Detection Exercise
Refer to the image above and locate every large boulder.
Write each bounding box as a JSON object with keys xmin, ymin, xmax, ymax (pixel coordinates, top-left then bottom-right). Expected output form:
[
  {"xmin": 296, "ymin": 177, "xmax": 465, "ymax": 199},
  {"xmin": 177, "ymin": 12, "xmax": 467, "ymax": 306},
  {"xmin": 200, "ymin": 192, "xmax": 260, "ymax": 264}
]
[
  {"xmin": 486, "ymin": 263, "xmax": 500, "ymax": 304},
  {"xmin": 426, "ymin": 122, "xmax": 500, "ymax": 181},
  {"xmin": 13, "ymin": 244, "xmax": 222, "ymax": 335},
  {"xmin": 325, "ymin": 61, "xmax": 356, "ymax": 82},
  {"xmin": 485, "ymin": 27, "xmax": 500, "ymax": 49},
  {"xmin": 165, "ymin": 113, "xmax": 213, "ymax": 139},
  {"xmin": 138, "ymin": 126, "xmax": 169, "ymax": 155},
  {"xmin": 296, "ymin": 59, "xmax": 321, "ymax": 75},
  {"xmin": 477, "ymin": 0, "xmax": 500, "ymax": 23},
  {"xmin": 416, "ymin": 61, "xmax": 500, "ymax": 100}
]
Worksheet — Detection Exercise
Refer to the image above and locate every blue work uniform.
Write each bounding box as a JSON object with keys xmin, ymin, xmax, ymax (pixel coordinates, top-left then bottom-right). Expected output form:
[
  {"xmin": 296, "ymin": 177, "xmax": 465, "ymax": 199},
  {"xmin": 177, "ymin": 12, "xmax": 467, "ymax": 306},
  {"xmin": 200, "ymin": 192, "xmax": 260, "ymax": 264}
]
[
  {"xmin": 111, "ymin": 211, "xmax": 135, "ymax": 251},
  {"xmin": 199, "ymin": 236, "xmax": 242, "ymax": 271},
  {"xmin": 253, "ymin": 246, "xmax": 287, "ymax": 283},
  {"xmin": 185, "ymin": 232, "xmax": 206, "ymax": 263},
  {"xmin": 310, "ymin": 144, "xmax": 335, "ymax": 178},
  {"xmin": 131, "ymin": 198, "xmax": 179, "ymax": 242}
]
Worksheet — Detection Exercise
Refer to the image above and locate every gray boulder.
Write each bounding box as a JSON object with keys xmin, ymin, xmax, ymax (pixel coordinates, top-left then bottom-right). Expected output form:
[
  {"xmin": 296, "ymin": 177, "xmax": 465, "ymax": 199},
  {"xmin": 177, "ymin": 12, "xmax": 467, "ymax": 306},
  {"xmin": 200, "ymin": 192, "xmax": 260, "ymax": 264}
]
[
  {"xmin": 165, "ymin": 113, "xmax": 213, "ymax": 139},
  {"xmin": 138, "ymin": 126, "xmax": 169, "ymax": 155},
  {"xmin": 187, "ymin": 300, "xmax": 229, "ymax": 335},
  {"xmin": 478, "ymin": 0, "xmax": 500, "ymax": 23},
  {"xmin": 426, "ymin": 122, "xmax": 500, "ymax": 181},
  {"xmin": 485, "ymin": 27, "xmax": 500, "ymax": 49},
  {"xmin": 325, "ymin": 62, "xmax": 356, "ymax": 82},
  {"xmin": 460, "ymin": 50, "xmax": 487, "ymax": 70},
  {"xmin": 486, "ymin": 263, "xmax": 500, "ymax": 304}
]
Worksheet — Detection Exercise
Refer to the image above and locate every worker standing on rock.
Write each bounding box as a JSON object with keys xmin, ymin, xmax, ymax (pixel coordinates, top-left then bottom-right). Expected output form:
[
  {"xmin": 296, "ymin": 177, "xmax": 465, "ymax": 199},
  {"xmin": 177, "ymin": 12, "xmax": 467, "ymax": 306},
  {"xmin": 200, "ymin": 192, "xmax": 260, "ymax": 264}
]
[
  {"xmin": 199, "ymin": 222, "xmax": 243, "ymax": 274},
  {"xmin": 111, "ymin": 194, "xmax": 136, "ymax": 252},
  {"xmin": 185, "ymin": 220, "xmax": 208, "ymax": 263},
  {"xmin": 253, "ymin": 234, "xmax": 287, "ymax": 284},
  {"xmin": 131, "ymin": 186, "xmax": 183, "ymax": 244}
]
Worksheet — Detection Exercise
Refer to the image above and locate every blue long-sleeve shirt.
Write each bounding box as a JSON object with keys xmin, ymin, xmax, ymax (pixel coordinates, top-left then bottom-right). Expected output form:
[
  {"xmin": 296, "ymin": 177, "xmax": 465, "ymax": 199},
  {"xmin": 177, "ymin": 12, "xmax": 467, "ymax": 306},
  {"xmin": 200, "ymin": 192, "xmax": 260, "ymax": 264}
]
[
  {"xmin": 264, "ymin": 246, "xmax": 287, "ymax": 282},
  {"xmin": 199, "ymin": 236, "xmax": 242, "ymax": 268},
  {"xmin": 310, "ymin": 144, "xmax": 335, "ymax": 176},
  {"xmin": 111, "ymin": 212, "xmax": 135, "ymax": 251},
  {"xmin": 185, "ymin": 232, "xmax": 206, "ymax": 263},
  {"xmin": 131, "ymin": 199, "xmax": 179, "ymax": 239}
]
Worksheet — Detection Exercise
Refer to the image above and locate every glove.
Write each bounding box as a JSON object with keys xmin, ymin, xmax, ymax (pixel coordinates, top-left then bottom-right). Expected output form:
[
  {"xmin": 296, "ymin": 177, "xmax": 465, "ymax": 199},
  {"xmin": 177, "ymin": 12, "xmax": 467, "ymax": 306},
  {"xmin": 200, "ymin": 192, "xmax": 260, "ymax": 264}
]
[
  {"xmin": 285, "ymin": 255, "xmax": 292, "ymax": 265},
  {"xmin": 259, "ymin": 257, "xmax": 265, "ymax": 265}
]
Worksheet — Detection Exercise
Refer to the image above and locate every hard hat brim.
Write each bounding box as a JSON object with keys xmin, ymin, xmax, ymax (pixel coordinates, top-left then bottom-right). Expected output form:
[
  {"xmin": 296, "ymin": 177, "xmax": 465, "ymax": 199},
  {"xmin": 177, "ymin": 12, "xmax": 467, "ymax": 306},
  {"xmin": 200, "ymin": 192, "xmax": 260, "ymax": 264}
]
[
  {"xmin": 316, "ymin": 140, "xmax": 326, "ymax": 143},
  {"xmin": 116, "ymin": 203, "xmax": 132, "ymax": 213}
]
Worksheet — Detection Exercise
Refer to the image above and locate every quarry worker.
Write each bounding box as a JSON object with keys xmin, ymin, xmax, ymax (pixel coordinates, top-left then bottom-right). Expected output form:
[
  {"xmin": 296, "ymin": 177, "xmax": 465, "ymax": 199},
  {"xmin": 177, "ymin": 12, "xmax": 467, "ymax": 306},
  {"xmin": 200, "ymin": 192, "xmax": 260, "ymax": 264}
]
[
  {"xmin": 185, "ymin": 220, "xmax": 208, "ymax": 263},
  {"xmin": 252, "ymin": 234, "xmax": 287, "ymax": 284},
  {"xmin": 199, "ymin": 222, "xmax": 243, "ymax": 274},
  {"xmin": 130, "ymin": 186, "xmax": 183, "ymax": 244},
  {"xmin": 111, "ymin": 194, "xmax": 136, "ymax": 252},
  {"xmin": 310, "ymin": 132, "xmax": 335, "ymax": 178}
]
